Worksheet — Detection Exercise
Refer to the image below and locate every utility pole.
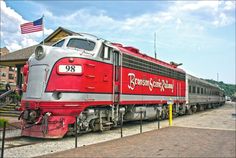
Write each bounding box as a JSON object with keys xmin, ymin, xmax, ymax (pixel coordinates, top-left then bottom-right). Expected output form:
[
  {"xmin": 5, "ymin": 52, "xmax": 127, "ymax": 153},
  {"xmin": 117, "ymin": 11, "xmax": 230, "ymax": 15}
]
[
  {"xmin": 154, "ymin": 32, "xmax": 157, "ymax": 59},
  {"xmin": 217, "ymin": 73, "xmax": 219, "ymax": 82}
]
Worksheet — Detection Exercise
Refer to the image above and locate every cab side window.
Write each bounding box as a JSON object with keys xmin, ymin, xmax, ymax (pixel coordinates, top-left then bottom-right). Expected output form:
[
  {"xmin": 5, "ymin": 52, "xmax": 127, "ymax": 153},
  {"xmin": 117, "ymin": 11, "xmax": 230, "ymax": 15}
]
[{"xmin": 101, "ymin": 45, "xmax": 111, "ymax": 60}]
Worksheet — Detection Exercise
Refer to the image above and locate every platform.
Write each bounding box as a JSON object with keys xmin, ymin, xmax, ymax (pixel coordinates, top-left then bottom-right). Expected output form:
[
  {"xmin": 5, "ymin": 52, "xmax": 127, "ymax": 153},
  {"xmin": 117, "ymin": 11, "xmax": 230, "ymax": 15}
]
[{"xmin": 39, "ymin": 126, "xmax": 236, "ymax": 157}]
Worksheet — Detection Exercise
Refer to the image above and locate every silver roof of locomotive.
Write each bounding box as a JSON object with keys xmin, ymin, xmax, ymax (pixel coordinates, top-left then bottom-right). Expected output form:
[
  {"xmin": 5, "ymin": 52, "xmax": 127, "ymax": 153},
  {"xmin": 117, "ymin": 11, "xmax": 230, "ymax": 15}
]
[{"xmin": 28, "ymin": 34, "xmax": 116, "ymax": 67}]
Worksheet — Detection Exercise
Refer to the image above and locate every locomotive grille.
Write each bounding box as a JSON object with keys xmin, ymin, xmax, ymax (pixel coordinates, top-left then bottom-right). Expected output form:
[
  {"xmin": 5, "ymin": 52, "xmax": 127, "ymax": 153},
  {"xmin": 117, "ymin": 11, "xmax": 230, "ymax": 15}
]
[
  {"xmin": 26, "ymin": 65, "xmax": 48, "ymax": 99},
  {"xmin": 122, "ymin": 53, "xmax": 185, "ymax": 80}
]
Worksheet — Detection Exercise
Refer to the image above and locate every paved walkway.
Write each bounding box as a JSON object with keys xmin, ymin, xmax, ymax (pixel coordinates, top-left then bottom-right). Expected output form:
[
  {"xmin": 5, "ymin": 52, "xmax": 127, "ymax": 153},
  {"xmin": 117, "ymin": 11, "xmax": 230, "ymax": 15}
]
[{"xmin": 39, "ymin": 126, "xmax": 236, "ymax": 157}]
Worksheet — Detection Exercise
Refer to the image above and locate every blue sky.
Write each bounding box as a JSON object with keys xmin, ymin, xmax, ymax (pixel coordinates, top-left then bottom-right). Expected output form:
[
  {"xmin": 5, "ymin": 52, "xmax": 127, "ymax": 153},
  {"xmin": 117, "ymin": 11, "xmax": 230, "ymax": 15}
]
[{"xmin": 1, "ymin": 1, "xmax": 235, "ymax": 84}]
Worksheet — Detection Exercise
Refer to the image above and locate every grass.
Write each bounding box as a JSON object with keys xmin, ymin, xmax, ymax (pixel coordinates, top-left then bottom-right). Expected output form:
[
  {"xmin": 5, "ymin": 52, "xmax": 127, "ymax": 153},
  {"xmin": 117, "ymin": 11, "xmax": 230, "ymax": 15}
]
[{"xmin": 0, "ymin": 118, "xmax": 8, "ymax": 128}]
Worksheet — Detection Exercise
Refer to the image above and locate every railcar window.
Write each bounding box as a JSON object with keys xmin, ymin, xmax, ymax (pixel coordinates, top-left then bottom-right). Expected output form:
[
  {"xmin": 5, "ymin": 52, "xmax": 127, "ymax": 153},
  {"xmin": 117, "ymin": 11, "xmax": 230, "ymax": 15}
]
[
  {"xmin": 192, "ymin": 86, "xmax": 196, "ymax": 93},
  {"xmin": 53, "ymin": 39, "xmax": 65, "ymax": 47},
  {"xmin": 201, "ymin": 88, "xmax": 203, "ymax": 94},
  {"xmin": 67, "ymin": 38, "xmax": 95, "ymax": 51},
  {"xmin": 189, "ymin": 86, "xmax": 192, "ymax": 93},
  {"xmin": 197, "ymin": 87, "xmax": 200, "ymax": 94},
  {"xmin": 122, "ymin": 53, "xmax": 185, "ymax": 80}
]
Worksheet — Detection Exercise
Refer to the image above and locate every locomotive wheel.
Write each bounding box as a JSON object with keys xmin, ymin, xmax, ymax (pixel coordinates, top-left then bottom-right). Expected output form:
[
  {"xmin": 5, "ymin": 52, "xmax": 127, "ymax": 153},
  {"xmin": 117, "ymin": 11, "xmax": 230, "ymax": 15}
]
[
  {"xmin": 197, "ymin": 105, "xmax": 201, "ymax": 111},
  {"xmin": 200, "ymin": 105, "xmax": 204, "ymax": 111},
  {"xmin": 161, "ymin": 108, "xmax": 167, "ymax": 120},
  {"xmin": 192, "ymin": 106, "xmax": 197, "ymax": 113},
  {"xmin": 165, "ymin": 112, "xmax": 169, "ymax": 119},
  {"xmin": 165, "ymin": 108, "xmax": 169, "ymax": 119},
  {"xmin": 173, "ymin": 112, "xmax": 178, "ymax": 118},
  {"xmin": 156, "ymin": 111, "xmax": 162, "ymax": 120},
  {"xmin": 202, "ymin": 105, "xmax": 206, "ymax": 110},
  {"xmin": 186, "ymin": 108, "xmax": 193, "ymax": 115},
  {"xmin": 89, "ymin": 119, "xmax": 99, "ymax": 132}
]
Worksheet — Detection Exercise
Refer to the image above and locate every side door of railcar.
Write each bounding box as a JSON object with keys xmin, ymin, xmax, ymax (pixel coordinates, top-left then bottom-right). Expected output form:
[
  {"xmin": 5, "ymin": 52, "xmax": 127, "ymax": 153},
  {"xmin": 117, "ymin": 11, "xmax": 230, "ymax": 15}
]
[
  {"xmin": 102, "ymin": 45, "xmax": 121, "ymax": 104},
  {"xmin": 112, "ymin": 50, "xmax": 121, "ymax": 103}
]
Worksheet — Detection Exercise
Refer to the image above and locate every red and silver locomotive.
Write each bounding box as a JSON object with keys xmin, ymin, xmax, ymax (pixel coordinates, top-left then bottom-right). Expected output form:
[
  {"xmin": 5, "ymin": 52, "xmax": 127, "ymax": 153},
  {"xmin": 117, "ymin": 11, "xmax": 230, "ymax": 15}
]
[{"xmin": 19, "ymin": 34, "xmax": 225, "ymax": 138}]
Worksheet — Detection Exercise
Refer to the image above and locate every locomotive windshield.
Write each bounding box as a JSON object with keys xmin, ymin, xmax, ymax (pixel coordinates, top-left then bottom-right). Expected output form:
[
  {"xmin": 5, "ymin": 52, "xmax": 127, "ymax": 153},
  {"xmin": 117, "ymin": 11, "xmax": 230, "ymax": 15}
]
[
  {"xmin": 67, "ymin": 38, "xmax": 95, "ymax": 51},
  {"xmin": 52, "ymin": 39, "xmax": 65, "ymax": 47}
]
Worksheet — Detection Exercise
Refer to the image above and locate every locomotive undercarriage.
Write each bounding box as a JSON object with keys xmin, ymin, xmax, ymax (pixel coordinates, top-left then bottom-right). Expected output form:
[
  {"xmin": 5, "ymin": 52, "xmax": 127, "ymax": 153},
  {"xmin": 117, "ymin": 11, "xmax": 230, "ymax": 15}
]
[
  {"xmin": 186, "ymin": 102, "xmax": 223, "ymax": 115},
  {"xmin": 69, "ymin": 103, "xmax": 187, "ymax": 135},
  {"xmin": 70, "ymin": 101, "xmax": 224, "ymax": 135},
  {"xmin": 21, "ymin": 102, "xmax": 223, "ymax": 137}
]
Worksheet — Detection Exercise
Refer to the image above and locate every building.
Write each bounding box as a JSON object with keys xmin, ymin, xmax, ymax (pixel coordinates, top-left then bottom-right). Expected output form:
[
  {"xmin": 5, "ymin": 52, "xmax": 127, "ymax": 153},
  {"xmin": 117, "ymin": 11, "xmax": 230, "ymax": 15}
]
[
  {"xmin": 0, "ymin": 47, "xmax": 17, "ymax": 89},
  {"xmin": 0, "ymin": 27, "xmax": 79, "ymax": 89}
]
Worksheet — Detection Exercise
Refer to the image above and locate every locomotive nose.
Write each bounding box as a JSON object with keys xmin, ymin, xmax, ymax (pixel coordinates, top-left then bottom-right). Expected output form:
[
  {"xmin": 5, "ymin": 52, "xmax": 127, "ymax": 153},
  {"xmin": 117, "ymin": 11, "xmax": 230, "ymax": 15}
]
[
  {"xmin": 45, "ymin": 57, "xmax": 85, "ymax": 93},
  {"xmin": 26, "ymin": 64, "xmax": 49, "ymax": 99}
]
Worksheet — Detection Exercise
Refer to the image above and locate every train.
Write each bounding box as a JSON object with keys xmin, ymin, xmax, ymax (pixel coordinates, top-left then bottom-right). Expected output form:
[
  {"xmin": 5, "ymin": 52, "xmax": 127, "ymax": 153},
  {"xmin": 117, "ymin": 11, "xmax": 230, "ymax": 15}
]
[{"xmin": 19, "ymin": 34, "xmax": 225, "ymax": 138}]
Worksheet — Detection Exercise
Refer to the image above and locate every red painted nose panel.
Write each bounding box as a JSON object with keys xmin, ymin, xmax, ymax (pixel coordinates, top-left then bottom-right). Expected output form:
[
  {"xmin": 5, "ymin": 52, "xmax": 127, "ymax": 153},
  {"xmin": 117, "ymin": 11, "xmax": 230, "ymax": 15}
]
[{"xmin": 46, "ymin": 58, "xmax": 113, "ymax": 93}]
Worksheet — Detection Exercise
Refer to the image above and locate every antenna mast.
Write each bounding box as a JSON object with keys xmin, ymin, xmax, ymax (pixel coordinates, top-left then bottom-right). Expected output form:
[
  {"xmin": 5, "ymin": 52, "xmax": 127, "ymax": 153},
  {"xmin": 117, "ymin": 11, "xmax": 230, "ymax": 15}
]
[{"xmin": 154, "ymin": 32, "xmax": 157, "ymax": 59}]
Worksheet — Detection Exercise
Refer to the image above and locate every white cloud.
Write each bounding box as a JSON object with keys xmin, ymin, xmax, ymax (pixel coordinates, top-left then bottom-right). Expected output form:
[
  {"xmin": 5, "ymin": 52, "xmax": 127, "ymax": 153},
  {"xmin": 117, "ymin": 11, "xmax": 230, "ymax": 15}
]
[
  {"xmin": 169, "ymin": 1, "xmax": 235, "ymax": 27},
  {"xmin": 1, "ymin": 1, "xmax": 235, "ymax": 52},
  {"xmin": 0, "ymin": 1, "xmax": 53, "ymax": 52},
  {"xmin": 213, "ymin": 12, "xmax": 234, "ymax": 27},
  {"xmin": 223, "ymin": 1, "xmax": 235, "ymax": 11},
  {"xmin": 176, "ymin": 1, "xmax": 219, "ymax": 12}
]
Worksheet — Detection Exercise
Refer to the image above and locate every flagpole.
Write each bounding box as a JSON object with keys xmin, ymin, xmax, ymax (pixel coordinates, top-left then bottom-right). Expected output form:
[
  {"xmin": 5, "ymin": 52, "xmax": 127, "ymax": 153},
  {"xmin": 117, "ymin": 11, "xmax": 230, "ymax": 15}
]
[{"xmin": 42, "ymin": 15, "xmax": 45, "ymax": 45}]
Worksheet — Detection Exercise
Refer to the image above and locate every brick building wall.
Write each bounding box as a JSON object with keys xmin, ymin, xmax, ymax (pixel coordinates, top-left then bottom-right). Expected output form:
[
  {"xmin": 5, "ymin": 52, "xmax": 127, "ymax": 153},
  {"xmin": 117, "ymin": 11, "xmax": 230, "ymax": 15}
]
[{"xmin": 0, "ymin": 47, "xmax": 17, "ymax": 89}]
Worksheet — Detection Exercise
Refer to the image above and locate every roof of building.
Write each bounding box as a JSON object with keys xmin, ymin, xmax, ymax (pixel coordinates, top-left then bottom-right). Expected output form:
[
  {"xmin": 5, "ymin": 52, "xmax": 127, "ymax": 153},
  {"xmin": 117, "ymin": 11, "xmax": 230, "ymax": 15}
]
[
  {"xmin": 0, "ymin": 45, "xmax": 38, "ymax": 66},
  {"xmin": 0, "ymin": 47, "xmax": 9, "ymax": 57},
  {"xmin": 41, "ymin": 27, "xmax": 80, "ymax": 46},
  {"xmin": 0, "ymin": 47, "xmax": 9, "ymax": 53}
]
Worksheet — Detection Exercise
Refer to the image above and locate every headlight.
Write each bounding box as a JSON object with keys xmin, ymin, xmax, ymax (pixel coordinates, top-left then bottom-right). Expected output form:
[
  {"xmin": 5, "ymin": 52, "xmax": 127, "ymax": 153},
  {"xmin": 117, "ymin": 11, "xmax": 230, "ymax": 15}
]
[
  {"xmin": 52, "ymin": 92, "xmax": 62, "ymax": 100},
  {"xmin": 35, "ymin": 45, "xmax": 45, "ymax": 60}
]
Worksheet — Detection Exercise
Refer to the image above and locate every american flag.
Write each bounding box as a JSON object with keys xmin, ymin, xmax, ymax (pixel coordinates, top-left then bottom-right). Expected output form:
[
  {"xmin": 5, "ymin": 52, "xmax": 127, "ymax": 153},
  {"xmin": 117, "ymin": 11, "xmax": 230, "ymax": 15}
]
[{"xmin": 20, "ymin": 17, "xmax": 43, "ymax": 34}]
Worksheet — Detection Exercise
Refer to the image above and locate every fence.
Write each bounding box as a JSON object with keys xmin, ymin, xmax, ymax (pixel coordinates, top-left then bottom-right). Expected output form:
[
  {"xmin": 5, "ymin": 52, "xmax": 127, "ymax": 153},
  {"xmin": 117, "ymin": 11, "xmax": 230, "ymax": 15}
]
[
  {"xmin": 1, "ymin": 105, "xmax": 173, "ymax": 157},
  {"xmin": 74, "ymin": 106, "xmax": 166, "ymax": 148},
  {"xmin": 0, "ymin": 121, "xmax": 21, "ymax": 158},
  {"xmin": 0, "ymin": 90, "xmax": 20, "ymax": 108}
]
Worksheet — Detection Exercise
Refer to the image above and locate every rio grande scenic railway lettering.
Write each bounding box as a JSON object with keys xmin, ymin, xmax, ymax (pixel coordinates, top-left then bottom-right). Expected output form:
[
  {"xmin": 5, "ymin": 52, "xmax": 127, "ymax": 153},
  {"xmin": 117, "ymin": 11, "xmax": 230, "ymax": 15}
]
[{"xmin": 127, "ymin": 73, "xmax": 174, "ymax": 92}]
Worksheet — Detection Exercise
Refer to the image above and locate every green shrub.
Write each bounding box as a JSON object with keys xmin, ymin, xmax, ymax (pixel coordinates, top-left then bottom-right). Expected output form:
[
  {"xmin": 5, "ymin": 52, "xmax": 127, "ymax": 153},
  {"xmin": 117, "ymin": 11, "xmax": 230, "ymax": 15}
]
[{"xmin": 0, "ymin": 118, "xmax": 8, "ymax": 128}]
